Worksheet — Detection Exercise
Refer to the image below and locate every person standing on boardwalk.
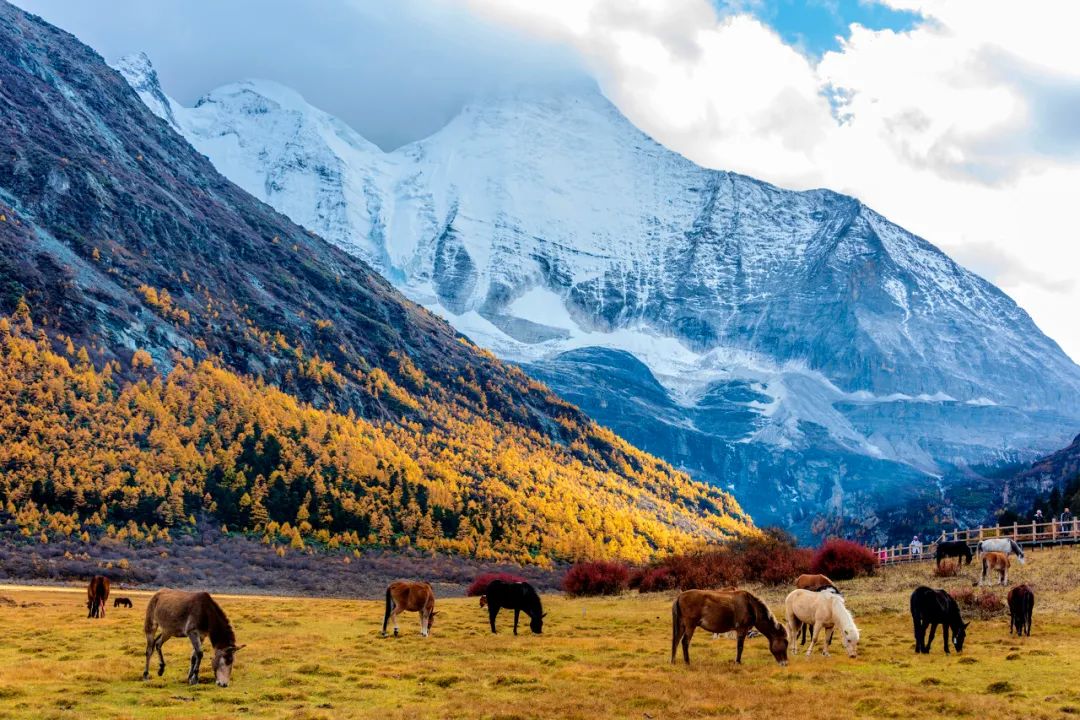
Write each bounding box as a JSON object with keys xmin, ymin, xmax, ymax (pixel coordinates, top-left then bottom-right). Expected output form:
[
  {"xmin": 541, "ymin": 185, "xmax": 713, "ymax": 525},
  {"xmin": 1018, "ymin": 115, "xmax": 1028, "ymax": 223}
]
[
  {"xmin": 909, "ymin": 536, "xmax": 923, "ymax": 557},
  {"xmin": 1062, "ymin": 508, "xmax": 1074, "ymax": 535}
]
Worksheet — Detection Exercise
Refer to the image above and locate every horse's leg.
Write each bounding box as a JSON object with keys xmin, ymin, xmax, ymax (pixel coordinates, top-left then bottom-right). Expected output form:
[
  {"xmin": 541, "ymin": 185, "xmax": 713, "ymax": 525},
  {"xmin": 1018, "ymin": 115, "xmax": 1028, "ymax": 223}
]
[
  {"xmin": 735, "ymin": 630, "xmax": 745, "ymax": 664},
  {"xmin": 186, "ymin": 631, "xmax": 203, "ymax": 685},
  {"xmin": 925, "ymin": 622, "xmax": 937, "ymax": 654},
  {"xmin": 392, "ymin": 606, "xmax": 401, "ymax": 637},
  {"xmin": 143, "ymin": 633, "xmax": 156, "ymax": 680},
  {"xmin": 913, "ymin": 618, "xmax": 923, "ymax": 654},
  {"xmin": 155, "ymin": 636, "xmax": 166, "ymax": 677},
  {"xmin": 824, "ymin": 626, "xmax": 834, "ymax": 656},
  {"xmin": 682, "ymin": 624, "xmax": 696, "ymax": 664},
  {"xmin": 513, "ymin": 608, "xmax": 520, "ymax": 636},
  {"xmin": 488, "ymin": 604, "xmax": 499, "ymax": 634}
]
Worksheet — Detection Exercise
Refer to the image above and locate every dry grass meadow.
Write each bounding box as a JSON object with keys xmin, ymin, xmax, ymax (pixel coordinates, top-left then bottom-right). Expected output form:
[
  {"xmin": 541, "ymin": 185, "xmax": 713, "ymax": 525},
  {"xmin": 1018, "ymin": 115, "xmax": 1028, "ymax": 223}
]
[{"xmin": 1, "ymin": 545, "xmax": 1078, "ymax": 720}]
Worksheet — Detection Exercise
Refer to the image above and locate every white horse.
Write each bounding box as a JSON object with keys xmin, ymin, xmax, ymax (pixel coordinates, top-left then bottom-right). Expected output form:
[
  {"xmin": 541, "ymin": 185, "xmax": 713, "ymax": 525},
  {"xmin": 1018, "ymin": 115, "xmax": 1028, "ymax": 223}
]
[
  {"xmin": 977, "ymin": 538, "xmax": 1025, "ymax": 564},
  {"xmin": 784, "ymin": 588, "xmax": 860, "ymax": 658}
]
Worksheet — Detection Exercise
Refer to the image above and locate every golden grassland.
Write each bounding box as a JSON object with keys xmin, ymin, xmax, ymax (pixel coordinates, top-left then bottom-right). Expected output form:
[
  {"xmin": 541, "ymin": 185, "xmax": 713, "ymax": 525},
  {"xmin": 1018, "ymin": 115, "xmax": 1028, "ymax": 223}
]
[{"xmin": 1, "ymin": 546, "xmax": 1078, "ymax": 720}]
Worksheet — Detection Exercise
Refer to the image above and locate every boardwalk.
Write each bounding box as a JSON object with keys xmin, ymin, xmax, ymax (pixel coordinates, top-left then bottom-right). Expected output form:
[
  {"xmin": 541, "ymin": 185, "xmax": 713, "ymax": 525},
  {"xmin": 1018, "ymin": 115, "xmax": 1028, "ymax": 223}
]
[{"xmin": 875, "ymin": 519, "xmax": 1080, "ymax": 565}]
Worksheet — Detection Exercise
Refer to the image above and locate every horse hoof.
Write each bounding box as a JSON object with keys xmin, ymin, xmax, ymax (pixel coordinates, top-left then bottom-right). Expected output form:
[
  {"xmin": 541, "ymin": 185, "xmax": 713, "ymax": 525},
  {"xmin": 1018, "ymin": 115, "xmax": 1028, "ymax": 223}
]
[
  {"xmin": 393, "ymin": 630, "xmax": 399, "ymax": 637},
  {"xmin": 142, "ymin": 673, "xmax": 150, "ymax": 681},
  {"xmin": 158, "ymin": 666, "xmax": 165, "ymax": 677},
  {"xmin": 188, "ymin": 677, "xmax": 198, "ymax": 686}
]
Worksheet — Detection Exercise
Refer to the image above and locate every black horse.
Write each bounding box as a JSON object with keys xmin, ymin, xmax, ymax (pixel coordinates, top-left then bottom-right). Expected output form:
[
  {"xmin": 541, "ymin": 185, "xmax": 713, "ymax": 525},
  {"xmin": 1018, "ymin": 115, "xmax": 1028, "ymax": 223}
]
[
  {"xmin": 934, "ymin": 540, "xmax": 972, "ymax": 567},
  {"xmin": 1007, "ymin": 584, "xmax": 1034, "ymax": 636},
  {"xmin": 113, "ymin": 596, "xmax": 133, "ymax": 608},
  {"xmin": 910, "ymin": 586, "xmax": 968, "ymax": 654},
  {"xmin": 480, "ymin": 580, "xmax": 545, "ymax": 635}
]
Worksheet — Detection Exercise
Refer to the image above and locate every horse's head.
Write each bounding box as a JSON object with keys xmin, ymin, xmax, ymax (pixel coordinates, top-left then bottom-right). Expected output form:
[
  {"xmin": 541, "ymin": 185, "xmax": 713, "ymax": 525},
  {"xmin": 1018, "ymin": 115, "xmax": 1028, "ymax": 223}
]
[
  {"xmin": 212, "ymin": 644, "xmax": 245, "ymax": 687},
  {"xmin": 769, "ymin": 624, "xmax": 789, "ymax": 666},
  {"xmin": 529, "ymin": 612, "xmax": 546, "ymax": 634},
  {"xmin": 840, "ymin": 624, "xmax": 860, "ymax": 658},
  {"xmin": 952, "ymin": 622, "xmax": 969, "ymax": 653},
  {"xmin": 479, "ymin": 595, "xmax": 487, "ymax": 608}
]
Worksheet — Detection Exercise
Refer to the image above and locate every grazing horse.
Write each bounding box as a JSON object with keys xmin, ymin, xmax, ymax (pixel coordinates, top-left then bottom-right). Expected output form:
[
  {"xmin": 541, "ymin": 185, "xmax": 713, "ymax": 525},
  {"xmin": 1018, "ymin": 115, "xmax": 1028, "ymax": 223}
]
[
  {"xmin": 981, "ymin": 551, "xmax": 1010, "ymax": 586},
  {"xmin": 480, "ymin": 579, "xmax": 545, "ymax": 635},
  {"xmin": 113, "ymin": 597, "xmax": 133, "ymax": 609},
  {"xmin": 143, "ymin": 589, "xmax": 244, "ymax": 687},
  {"xmin": 784, "ymin": 589, "xmax": 860, "ymax": 658},
  {"xmin": 977, "ymin": 538, "xmax": 1025, "ymax": 565},
  {"xmin": 381, "ymin": 581, "xmax": 437, "ymax": 638},
  {"xmin": 795, "ymin": 574, "xmax": 838, "ymax": 593},
  {"xmin": 1007, "ymin": 584, "xmax": 1034, "ymax": 636},
  {"xmin": 671, "ymin": 589, "xmax": 789, "ymax": 666},
  {"xmin": 86, "ymin": 575, "xmax": 110, "ymax": 619},
  {"xmin": 910, "ymin": 586, "xmax": 968, "ymax": 654},
  {"xmin": 935, "ymin": 541, "xmax": 972, "ymax": 568}
]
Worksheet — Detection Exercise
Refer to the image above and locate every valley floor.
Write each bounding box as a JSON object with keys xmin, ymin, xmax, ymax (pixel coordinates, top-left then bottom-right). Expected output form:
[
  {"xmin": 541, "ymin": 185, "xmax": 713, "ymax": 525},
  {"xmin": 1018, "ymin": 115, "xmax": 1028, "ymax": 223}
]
[{"xmin": 1, "ymin": 546, "xmax": 1079, "ymax": 719}]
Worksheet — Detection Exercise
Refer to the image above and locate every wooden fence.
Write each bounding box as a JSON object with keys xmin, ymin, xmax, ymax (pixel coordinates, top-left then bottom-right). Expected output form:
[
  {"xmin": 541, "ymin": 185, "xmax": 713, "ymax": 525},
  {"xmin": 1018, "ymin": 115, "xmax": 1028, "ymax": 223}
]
[{"xmin": 874, "ymin": 519, "xmax": 1080, "ymax": 565}]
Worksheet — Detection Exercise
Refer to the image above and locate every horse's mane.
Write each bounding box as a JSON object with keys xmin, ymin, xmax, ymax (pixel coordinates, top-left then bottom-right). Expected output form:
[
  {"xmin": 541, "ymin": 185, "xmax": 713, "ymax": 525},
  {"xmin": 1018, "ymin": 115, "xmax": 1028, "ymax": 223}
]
[
  {"xmin": 747, "ymin": 592, "xmax": 787, "ymax": 639},
  {"xmin": 828, "ymin": 593, "xmax": 859, "ymax": 639},
  {"xmin": 204, "ymin": 595, "xmax": 236, "ymax": 649}
]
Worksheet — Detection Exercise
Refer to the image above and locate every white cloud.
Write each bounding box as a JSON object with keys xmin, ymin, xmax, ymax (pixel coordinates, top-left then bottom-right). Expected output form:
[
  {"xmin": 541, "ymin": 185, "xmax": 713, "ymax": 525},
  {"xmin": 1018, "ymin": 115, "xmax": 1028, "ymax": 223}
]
[{"xmin": 465, "ymin": 0, "xmax": 1080, "ymax": 362}]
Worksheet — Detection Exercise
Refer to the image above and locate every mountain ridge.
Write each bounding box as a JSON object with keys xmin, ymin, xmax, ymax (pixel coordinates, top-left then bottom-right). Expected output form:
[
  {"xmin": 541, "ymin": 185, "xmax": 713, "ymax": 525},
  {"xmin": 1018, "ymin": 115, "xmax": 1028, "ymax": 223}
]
[
  {"xmin": 0, "ymin": 0, "xmax": 752, "ymax": 562},
  {"xmin": 115, "ymin": 50, "xmax": 1080, "ymax": 540}
]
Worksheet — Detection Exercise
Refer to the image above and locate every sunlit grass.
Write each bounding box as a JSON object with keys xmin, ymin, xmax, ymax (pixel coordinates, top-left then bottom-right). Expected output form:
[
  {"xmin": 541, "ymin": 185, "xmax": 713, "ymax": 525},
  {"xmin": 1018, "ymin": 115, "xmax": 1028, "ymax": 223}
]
[{"xmin": 0, "ymin": 545, "xmax": 1078, "ymax": 719}]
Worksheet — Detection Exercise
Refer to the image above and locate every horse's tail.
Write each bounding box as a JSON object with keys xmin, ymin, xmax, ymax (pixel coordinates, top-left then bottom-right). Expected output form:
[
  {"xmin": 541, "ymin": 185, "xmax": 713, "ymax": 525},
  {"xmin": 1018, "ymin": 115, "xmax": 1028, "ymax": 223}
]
[
  {"xmin": 670, "ymin": 596, "xmax": 683, "ymax": 664},
  {"xmin": 382, "ymin": 586, "xmax": 393, "ymax": 636}
]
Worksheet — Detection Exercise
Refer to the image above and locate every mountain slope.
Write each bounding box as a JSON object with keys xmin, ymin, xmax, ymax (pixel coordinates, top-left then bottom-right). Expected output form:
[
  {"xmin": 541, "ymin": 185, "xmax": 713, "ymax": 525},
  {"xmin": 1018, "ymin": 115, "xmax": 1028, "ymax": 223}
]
[
  {"xmin": 0, "ymin": 1, "xmax": 752, "ymax": 562},
  {"xmin": 1001, "ymin": 433, "xmax": 1080, "ymax": 513},
  {"xmin": 116, "ymin": 55, "xmax": 1080, "ymax": 541}
]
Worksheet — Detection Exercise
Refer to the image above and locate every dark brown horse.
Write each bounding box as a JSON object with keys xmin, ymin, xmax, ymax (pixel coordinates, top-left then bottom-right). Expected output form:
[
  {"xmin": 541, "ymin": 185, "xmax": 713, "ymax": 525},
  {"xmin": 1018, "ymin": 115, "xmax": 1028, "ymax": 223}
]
[
  {"xmin": 382, "ymin": 581, "xmax": 437, "ymax": 637},
  {"xmin": 671, "ymin": 589, "xmax": 789, "ymax": 666},
  {"xmin": 1007, "ymin": 584, "xmax": 1034, "ymax": 636},
  {"xmin": 86, "ymin": 575, "xmax": 110, "ymax": 619},
  {"xmin": 114, "ymin": 597, "xmax": 133, "ymax": 608},
  {"xmin": 143, "ymin": 589, "xmax": 244, "ymax": 687}
]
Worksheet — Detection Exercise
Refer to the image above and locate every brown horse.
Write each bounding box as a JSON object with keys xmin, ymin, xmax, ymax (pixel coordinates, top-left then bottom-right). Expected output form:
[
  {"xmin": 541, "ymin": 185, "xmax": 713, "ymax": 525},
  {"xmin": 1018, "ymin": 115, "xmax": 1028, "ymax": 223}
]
[
  {"xmin": 143, "ymin": 589, "xmax": 244, "ymax": 687},
  {"xmin": 86, "ymin": 575, "xmax": 110, "ymax": 619},
  {"xmin": 382, "ymin": 581, "xmax": 437, "ymax": 637},
  {"xmin": 795, "ymin": 574, "xmax": 838, "ymax": 592},
  {"xmin": 981, "ymin": 551, "xmax": 1010, "ymax": 586},
  {"xmin": 671, "ymin": 589, "xmax": 789, "ymax": 666}
]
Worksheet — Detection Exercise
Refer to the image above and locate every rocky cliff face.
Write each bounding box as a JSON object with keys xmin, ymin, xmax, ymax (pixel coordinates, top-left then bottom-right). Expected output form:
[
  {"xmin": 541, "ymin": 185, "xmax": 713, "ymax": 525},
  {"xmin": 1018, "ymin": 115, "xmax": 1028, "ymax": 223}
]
[{"xmin": 116, "ymin": 54, "xmax": 1080, "ymax": 541}]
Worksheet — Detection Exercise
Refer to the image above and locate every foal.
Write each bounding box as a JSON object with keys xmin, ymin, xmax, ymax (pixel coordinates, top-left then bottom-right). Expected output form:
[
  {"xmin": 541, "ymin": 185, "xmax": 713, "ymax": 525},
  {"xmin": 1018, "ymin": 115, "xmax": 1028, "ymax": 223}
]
[{"xmin": 981, "ymin": 551, "xmax": 1010, "ymax": 586}]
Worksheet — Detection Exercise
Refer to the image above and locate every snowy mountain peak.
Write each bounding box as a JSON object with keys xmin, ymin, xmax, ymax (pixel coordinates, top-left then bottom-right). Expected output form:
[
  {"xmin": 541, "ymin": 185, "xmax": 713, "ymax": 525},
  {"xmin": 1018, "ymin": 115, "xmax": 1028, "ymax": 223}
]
[
  {"xmin": 115, "ymin": 52, "xmax": 177, "ymax": 128},
  {"xmin": 117, "ymin": 55, "xmax": 1080, "ymax": 538}
]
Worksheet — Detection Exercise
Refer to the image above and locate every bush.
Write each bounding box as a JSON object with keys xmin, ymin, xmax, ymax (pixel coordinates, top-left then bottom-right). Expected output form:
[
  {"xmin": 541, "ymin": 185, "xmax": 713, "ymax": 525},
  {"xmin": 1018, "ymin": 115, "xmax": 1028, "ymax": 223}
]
[
  {"xmin": 933, "ymin": 559, "xmax": 959, "ymax": 578},
  {"xmin": 636, "ymin": 566, "xmax": 677, "ymax": 593},
  {"xmin": 466, "ymin": 572, "xmax": 526, "ymax": 597},
  {"xmin": 949, "ymin": 587, "xmax": 1005, "ymax": 620},
  {"xmin": 729, "ymin": 528, "xmax": 813, "ymax": 585},
  {"xmin": 811, "ymin": 538, "xmax": 878, "ymax": 580},
  {"xmin": 562, "ymin": 561, "xmax": 630, "ymax": 597}
]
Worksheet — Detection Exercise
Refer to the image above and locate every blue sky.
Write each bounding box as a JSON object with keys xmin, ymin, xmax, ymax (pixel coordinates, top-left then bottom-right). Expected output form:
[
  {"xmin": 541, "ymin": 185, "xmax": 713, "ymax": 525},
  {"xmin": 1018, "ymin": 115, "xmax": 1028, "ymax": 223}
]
[{"xmin": 734, "ymin": 0, "xmax": 922, "ymax": 55}]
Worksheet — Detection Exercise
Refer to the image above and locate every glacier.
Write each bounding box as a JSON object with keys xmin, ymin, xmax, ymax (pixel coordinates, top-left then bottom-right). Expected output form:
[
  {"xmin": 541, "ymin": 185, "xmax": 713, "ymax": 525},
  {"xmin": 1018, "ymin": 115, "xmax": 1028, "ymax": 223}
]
[{"xmin": 116, "ymin": 53, "xmax": 1080, "ymax": 541}]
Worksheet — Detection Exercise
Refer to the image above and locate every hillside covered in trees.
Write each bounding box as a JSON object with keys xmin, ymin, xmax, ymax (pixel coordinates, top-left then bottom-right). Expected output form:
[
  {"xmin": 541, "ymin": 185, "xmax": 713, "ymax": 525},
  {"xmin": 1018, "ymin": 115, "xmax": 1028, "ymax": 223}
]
[{"xmin": 0, "ymin": 3, "xmax": 751, "ymax": 564}]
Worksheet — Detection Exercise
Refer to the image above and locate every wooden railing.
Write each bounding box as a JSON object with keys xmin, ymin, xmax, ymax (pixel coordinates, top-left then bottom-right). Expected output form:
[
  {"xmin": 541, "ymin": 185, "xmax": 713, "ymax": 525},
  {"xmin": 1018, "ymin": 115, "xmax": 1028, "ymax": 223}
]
[{"xmin": 874, "ymin": 519, "xmax": 1080, "ymax": 565}]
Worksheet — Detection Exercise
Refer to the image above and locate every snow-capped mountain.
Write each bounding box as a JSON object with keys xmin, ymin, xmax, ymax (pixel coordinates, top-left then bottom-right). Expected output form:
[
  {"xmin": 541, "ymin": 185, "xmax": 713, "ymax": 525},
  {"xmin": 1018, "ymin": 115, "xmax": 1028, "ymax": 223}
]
[{"xmin": 117, "ymin": 53, "xmax": 1080, "ymax": 540}]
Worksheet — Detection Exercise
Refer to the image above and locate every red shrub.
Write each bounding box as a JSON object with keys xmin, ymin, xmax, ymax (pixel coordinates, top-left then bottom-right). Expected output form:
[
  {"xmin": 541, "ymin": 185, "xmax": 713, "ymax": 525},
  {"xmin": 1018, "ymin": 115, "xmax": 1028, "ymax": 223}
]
[
  {"xmin": 636, "ymin": 566, "xmax": 677, "ymax": 593},
  {"xmin": 730, "ymin": 530, "xmax": 813, "ymax": 585},
  {"xmin": 811, "ymin": 538, "xmax": 878, "ymax": 580},
  {"xmin": 466, "ymin": 572, "xmax": 526, "ymax": 597},
  {"xmin": 950, "ymin": 587, "xmax": 1005, "ymax": 619},
  {"xmin": 662, "ymin": 549, "xmax": 743, "ymax": 590},
  {"xmin": 933, "ymin": 559, "xmax": 959, "ymax": 578},
  {"xmin": 561, "ymin": 561, "xmax": 630, "ymax": 597}
]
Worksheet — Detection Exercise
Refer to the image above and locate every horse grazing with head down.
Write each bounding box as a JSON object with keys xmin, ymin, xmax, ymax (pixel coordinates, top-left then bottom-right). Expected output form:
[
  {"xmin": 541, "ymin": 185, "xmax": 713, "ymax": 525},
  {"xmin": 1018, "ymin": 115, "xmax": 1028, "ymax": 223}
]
[
  {"xmin": 86, "ymin": 575, "xmax": 110, "ymax": 619},
  {"xmin": 784, "ymin": 588, "xmax": 860, "ymax": 658},
  {"xmin": 672, "ymin": 589, "xmax": 789, "ymax": 666},
  {"xmin": 113, "ymin": 597, "xmax": 133, "ymax": 609},
  {"xmin": 1007, "ymin": 584, "xmax": 1034, "ymax": 636},
  {"xmin": 977, "ymin": 538, "xmax": 1025, "ymax": 565},
  {"xmin": 935, "ymin": 541, "xmax": 972, "ymax": 568},
  {"xmin": 382, "ymin": 581, "xmax": 437, "ymax": 637},
  {"xmin": 143, "ymin": 589, "xmax": 244, "ymax": 687},
  {"xmin": 981, "ymin": 551, "xmax": 1010, "ymax": 586},
  {"xmin": 480, "ymin": 579, "xmax": 545, "ymax": 635},
  {"xmin": 910, "ymin": 586, "xmax": 968, "ymax": 654}
]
